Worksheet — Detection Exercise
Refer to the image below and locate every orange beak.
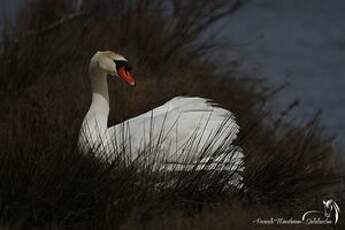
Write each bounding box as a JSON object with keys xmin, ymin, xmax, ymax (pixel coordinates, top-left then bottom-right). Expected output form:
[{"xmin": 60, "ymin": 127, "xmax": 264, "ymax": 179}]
[{"xmin": 118, "ymin": 66, "xmax": 136, "ymax": 87}]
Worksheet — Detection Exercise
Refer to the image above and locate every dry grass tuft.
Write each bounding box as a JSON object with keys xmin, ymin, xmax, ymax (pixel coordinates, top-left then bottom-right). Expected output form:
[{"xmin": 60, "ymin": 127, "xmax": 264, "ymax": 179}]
[{"xmin": 0, "ymin": 0, "xmax": 343, "ymax": 229}]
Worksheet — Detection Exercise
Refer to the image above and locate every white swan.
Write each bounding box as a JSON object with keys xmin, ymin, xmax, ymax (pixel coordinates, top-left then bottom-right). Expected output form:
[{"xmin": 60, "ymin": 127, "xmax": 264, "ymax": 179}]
[{"xmin": 78, "ymin": 51, "xmax": 244, "ymax": 174}]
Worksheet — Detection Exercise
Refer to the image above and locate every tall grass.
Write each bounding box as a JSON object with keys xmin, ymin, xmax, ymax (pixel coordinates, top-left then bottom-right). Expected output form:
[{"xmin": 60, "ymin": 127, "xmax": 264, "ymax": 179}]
[{"xmin": 0, "ymin": 0, "xmax": 343, "ymax": 229}]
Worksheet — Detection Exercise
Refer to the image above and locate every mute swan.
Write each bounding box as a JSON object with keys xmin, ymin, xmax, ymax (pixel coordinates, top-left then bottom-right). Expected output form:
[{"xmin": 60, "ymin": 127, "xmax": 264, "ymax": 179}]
[{"xmin": 78, "ymin": 51, "xmax": 244, "ymax": 174}]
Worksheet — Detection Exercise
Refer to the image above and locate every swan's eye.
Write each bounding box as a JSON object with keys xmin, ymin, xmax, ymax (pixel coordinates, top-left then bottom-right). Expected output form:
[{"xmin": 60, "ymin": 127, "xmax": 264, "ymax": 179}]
[{"xmin": 114, "ymin": 60, "xmax": 132, "ymax": 71}]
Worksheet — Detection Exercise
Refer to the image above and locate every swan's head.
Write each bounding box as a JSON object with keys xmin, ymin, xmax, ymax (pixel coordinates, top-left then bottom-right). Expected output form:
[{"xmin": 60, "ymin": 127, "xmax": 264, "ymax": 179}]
[{"xmin": 91, "ymin": 51, "xmax": 135, "ymax": 87}]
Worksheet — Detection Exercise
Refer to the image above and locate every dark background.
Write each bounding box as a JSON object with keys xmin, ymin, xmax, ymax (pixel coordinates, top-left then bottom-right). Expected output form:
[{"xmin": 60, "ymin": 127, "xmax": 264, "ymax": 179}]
[
  {"xmin": 1, "ymin": 0, "xmax": 345, "ymax": 147},
  {"xmin": 0, "ymin": 1, "xmax": 342, "ymax": 228}
]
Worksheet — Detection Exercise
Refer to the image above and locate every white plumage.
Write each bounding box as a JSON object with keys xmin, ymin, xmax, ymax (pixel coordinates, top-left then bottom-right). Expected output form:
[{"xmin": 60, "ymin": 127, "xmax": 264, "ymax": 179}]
[{"xmin": 78, "ymin": 51, "xmax": 244, "ymax": 178}]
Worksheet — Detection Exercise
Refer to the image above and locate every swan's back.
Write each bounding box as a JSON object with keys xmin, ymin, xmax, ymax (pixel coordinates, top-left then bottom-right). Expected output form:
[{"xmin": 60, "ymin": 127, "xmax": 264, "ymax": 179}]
[{"xmin": 107, "ymin": 97, "xmax": 241, "ymax": 165}]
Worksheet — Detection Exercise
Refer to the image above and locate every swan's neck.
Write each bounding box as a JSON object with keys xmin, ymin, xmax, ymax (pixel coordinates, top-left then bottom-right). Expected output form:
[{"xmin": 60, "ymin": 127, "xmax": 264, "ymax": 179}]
[
  {"xmin": 79, "ymin": 67, "xmax": 110, "ymax": 153},
  {"xmin": 89, "ymin": 68, "xmax": 110, "ymax": 117}
]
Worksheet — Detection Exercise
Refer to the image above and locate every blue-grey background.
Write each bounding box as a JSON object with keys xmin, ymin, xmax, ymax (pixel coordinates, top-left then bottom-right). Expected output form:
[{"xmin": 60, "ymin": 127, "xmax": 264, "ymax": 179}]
[{"xmin": 1, "ymin": 0, "xmax": 344, "ymax": 147}]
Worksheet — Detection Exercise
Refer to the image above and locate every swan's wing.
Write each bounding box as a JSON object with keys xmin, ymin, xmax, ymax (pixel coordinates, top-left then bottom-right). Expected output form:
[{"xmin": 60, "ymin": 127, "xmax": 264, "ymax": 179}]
[{"xmin": 107, "ymin": 97, "xmax": 241, "ymax": 162}]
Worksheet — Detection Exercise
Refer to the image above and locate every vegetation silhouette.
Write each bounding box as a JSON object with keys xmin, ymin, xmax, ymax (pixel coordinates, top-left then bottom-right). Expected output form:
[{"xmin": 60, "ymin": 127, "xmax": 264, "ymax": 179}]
[{"xmin": 0, "ymin": 0, "xmax": 342, "ymax": 229}]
